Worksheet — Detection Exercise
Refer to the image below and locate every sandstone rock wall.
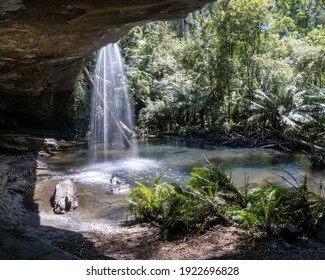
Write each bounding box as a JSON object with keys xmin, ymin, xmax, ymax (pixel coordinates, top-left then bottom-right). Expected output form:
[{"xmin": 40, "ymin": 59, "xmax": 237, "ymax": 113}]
[{"xmin": 0, "ymin": 92, "xmax": 74, "ymax": 132}]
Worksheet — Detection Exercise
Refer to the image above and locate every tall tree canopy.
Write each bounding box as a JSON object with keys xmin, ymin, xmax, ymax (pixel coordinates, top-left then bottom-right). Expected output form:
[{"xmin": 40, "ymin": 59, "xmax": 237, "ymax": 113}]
[{"xmin": 120, "ymin": 0, "xmax": 324, "ymax": 139}]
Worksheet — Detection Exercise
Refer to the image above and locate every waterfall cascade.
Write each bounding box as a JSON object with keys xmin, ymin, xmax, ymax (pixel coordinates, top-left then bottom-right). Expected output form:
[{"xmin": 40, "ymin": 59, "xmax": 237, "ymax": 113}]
[{"xmin": 89, "ymin": 43, "xmax": 137, "ymax": 162}]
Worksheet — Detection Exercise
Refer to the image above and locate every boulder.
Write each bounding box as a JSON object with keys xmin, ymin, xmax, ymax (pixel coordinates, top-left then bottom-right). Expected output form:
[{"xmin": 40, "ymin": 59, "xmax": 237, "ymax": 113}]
[{"xmin": 53, "ymin": 179, "xmax": 78, "ymax": 214}]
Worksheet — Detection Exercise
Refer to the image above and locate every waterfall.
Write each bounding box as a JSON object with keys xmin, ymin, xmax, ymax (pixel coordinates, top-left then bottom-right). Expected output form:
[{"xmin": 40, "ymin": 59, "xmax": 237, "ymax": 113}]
[{"xmin": 89, "ymin": 43, "xmax": 137, "ymax": 162}]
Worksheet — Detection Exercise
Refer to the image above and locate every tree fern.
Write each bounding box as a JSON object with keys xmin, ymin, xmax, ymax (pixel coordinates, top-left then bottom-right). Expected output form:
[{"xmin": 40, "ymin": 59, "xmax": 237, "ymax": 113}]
[{"xmin": 248, "ymin": 84, "xmax": 322, "ymax": 132}]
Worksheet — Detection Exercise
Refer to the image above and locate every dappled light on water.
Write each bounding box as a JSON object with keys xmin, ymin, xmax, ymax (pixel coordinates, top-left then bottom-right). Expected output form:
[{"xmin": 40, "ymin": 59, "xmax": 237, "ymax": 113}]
[
  {"xmin": 29, "ymin": 141, "xmax": 324, "ymax": 225},
  {"xmin": 73, "ymin": 158, "xmax": 161, "ymax": 186}
]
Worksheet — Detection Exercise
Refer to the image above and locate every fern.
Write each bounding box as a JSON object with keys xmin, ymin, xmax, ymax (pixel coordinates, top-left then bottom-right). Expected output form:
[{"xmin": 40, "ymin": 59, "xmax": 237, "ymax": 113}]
[{"xmin": 247, "ymin": 85, "xmax": 322, "ymax": 132}]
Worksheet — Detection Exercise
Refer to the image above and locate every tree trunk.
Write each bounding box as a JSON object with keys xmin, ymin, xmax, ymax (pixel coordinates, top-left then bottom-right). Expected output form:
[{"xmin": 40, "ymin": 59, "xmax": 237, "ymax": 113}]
[
  {"xmin": 184, "ymin": 111, "xmax": 190, "ymax": 124},
  {"xmin": 179, "ymin": 18, "xmax": 185, "ymax": 37},
  {"xmin": 199, "ymin": 109, "xmax": 205, "ymax": 129},
  {"xmin": 82, "ymin": 66, "xmax": 94, "ymax": 88}
]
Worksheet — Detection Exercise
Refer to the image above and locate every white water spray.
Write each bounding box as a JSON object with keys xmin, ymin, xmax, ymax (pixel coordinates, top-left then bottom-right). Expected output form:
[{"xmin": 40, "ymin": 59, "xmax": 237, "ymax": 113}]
[{"xmin": 89, "ymin": 43, "xmax": 137, "ymax": 162}]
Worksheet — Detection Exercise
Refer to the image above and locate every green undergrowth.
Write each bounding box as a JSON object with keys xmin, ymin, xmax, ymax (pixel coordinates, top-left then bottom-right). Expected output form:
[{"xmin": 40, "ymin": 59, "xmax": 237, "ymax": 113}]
[{"xmin": 127, "ymin": 159, "xmax": 325, "ymax": 238}]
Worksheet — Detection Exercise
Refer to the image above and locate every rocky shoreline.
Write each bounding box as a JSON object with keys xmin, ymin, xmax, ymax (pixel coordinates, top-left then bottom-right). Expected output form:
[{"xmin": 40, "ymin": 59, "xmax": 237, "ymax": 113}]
[
  {"xmin": 1, "ymin": 135, "xmax": 325, "ymax": 260},
  {"xmin": 0, "ymin": 143, "xmax": 83, "ymax": 259},
  {"xmin": 0, "ymin": 135, "xmax": 141, "ymax": 259}
]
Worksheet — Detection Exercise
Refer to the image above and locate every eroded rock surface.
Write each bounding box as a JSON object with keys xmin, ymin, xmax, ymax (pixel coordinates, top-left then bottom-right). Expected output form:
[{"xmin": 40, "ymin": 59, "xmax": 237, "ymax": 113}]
[
  {"xmin": 0, "ymin": 0, "xmax": 210, "ymax": 132},
  {"xmin": 0, "ymin": 139, "xmax": 79, "ymax": 259},
  {"xmin": 0, "ymin": 134, "xmax": 59, "ymax": 152},
  {"xmin": 0, "ymin": 0, "xmax": 210, "ymax": 96},
  {"xmin": 0, "ymin": 152, "xmax": 71, "ymax": 259}
]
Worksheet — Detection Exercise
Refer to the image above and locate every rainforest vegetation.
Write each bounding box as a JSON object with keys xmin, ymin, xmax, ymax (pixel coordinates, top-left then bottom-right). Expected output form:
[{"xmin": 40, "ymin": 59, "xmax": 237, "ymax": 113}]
[
  {"xmin": 128, "ymin": 159, "xmax": 325, "ymax": 237},
  {"xmin": 122, "ymin": 0, "xmax": 325, "ymax": 237},
  {"xmin": 117, "ymin": 0, "xmax": 325, "ymax": 165},
  {"xmin": 75, "ymin": 0, "xmax": 325, "ymax": 165},
  {"xmin": 76, "ymin": 0, "xmax": 325, "ymax": 166},
  {"xmin": 72, "ymin": 0, "xmax": 325, "ymax": 238}
]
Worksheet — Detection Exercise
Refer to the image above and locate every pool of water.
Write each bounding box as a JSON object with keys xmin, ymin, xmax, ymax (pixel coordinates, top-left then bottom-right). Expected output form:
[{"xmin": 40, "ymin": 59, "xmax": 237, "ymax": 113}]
[{"xmin": 28, "ymin": 139, "xmax": 325, "ymax": 225}]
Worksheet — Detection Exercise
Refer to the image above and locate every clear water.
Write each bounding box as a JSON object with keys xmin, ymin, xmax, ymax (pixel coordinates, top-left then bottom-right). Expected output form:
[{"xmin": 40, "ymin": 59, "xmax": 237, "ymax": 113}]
[{"xmin": 29, "ymin": 140, "xmax": 325, "ymax": 225}]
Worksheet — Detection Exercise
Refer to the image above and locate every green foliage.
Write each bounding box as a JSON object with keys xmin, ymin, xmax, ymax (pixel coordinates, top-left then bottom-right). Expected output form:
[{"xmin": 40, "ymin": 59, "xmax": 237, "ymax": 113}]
[
  {"xmin": 128, "ymin": 176, "xmax": 222, "ymax": 234},
  {"xmin": 309, "ymin": 148, "xmax": 325, "ymax": 167},
  {"xmin": 178, "ymin": 125, "xmax": 203, "ymax": 138},
  {"xmin": 128, "ymin": 176, "xmax": 172, "ymax": 221},
  {"xmin": 73, "ymin": 72, "xmax": 91, "ymax": 139},
  {"xmin": 128, "ymin": 161, "xmax": 243, "ymax": 234},
  {"xmin": 187, "ymin": 159, "xmax": 245, "ymax": 207},
  {"xmin": 228, "ymin": 185, "xmax": 293, "ymax": 235},
  {"xmin": 128, "ymin": 162, "xmax": 325, "ymax": 237},
  {"xmin": 228, "ymin": 178, "xmax": 325, "ymax": 235},
  {"xmin": 247, "ymin": 85, "xmax": 320, "ymax": 131},
  {"xmin": 120, "ymin": 0, "xmax": 324, "ymax": 152},
  {"xmin": 120, "ymin": 22, "xmax": 190, "ymax": 132}
]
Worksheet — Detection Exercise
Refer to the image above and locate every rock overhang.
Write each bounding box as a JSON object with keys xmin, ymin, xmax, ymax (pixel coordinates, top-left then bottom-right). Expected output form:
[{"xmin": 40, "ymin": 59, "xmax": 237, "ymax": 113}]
[{"xmin": 0, "ymin": 0, "xmax": 212, "ymax": 96}]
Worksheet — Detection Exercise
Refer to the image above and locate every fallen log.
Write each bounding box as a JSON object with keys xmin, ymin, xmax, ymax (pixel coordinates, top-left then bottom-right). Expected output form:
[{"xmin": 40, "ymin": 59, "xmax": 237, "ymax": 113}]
[
  {"xmin": 82, "ymin": 66, "xmax": 94, "ymax": 88},
  {"xmin": 260, "ymin": 143, "xmax": 291, "ymax": 151},
  {"xmin": 115, "ymin": 119, "xmax": 132, "ymax": 148},
  {"xmin": 118, "ymin": 120, "xmax": 135, "ymax": 138},
  {"xmin": 53, "ymin": 179, "xmax": 78, "ymax": 214},
  {"xmin": 292, "ymin": 138, "xmax": 325, "ymax": 153}
]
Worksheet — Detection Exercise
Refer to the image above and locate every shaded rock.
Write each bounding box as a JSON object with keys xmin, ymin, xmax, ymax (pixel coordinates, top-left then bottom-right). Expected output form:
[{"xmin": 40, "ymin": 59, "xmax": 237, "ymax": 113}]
[
  {"xmin": 53, "ymin": 179, "xmax": 78, "ymax": 214},
  {"xmin": 0, "ymin": 152, "xmax": 82, "ymax": 259},
  {"xmin": 0, "ymin": 134, "xmax": 59, "ymax": 153},
  {"xmin": 316, "ymin": 215, "xmax": 325, "ymax": 242},
  {"xmin": 0, "ymin": 118, "xmax": 19, "ymax": 129},
  {"xmin": 280, "ymin": 223, "xmax": 299, "ymax": 244},
  {"xmin": 1, "ymin": 235, "xmax": 78, "ymax": 260},
  {"xmin": 0, "ymin": 164, "xmax": 9, "ymax": 191},
  {"xmin": 0, "ymin": 92, "xmax": 74, "ymax": 133},
  {"xmin": 0, "ymin": 0, "xmax": 211, "ymax": 96},
  {"xmin": 0, "ymin": 0, "xmax": 26, "ymax": 13}
]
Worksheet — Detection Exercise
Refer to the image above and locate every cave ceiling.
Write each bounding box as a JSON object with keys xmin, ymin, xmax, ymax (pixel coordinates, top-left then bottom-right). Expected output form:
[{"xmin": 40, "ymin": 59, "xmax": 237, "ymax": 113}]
[{"xmin": 0, "ymin": 0, "xmax": 211, "ymax": 96}]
